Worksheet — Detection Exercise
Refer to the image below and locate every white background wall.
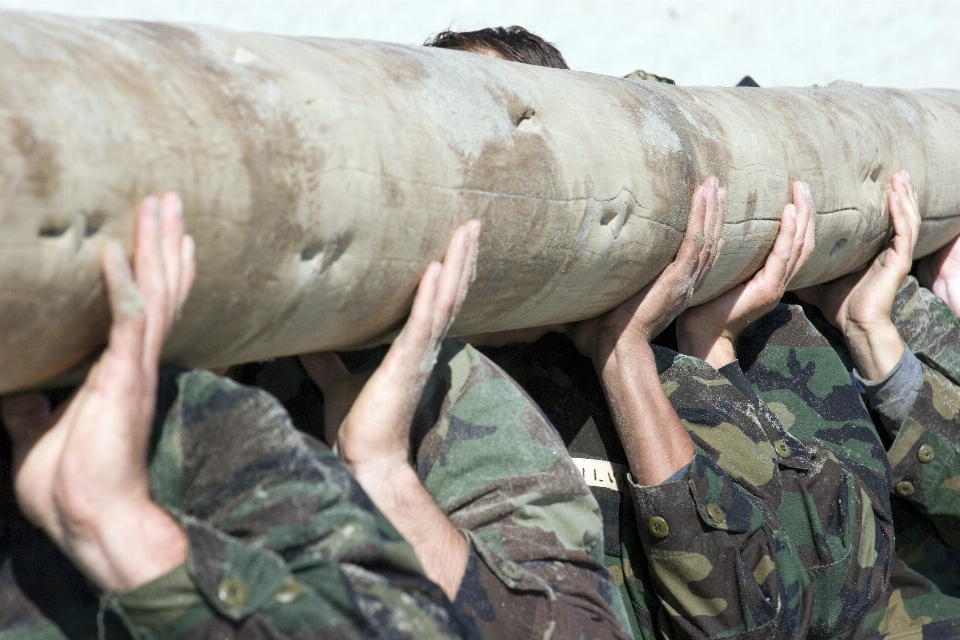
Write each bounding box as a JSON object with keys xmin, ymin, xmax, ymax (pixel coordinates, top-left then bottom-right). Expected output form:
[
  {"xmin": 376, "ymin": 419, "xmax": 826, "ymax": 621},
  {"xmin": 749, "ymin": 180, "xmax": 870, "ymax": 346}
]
[{"xmin": 0, "ymin": 0, "xmax": 956, "ymax": 88}]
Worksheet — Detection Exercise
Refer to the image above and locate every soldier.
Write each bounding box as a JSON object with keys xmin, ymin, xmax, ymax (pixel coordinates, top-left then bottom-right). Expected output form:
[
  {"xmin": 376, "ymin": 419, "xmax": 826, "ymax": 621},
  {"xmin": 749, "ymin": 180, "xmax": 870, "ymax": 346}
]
[
  {"xmin": 0, "ymin": 193, "xmax": 483, "ymax": 639},
  {"xmin": 421, "ymin": 25, "xmax": 947, "ymax": 637},
  {"xmin": 797, "ymin": 172, "xmax": 960, "ymax": 635},
  {"xmin": 225, "ymin": 24, "xmax": 632, "ymax": 640},
  {"xmin": 423, "ymin": 26, "xmax": 569, "ymax": 69}
]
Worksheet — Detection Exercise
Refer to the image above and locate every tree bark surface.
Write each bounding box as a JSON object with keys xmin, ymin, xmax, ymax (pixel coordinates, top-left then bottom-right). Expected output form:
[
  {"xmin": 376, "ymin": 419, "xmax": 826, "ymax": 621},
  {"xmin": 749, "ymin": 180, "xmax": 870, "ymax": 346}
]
[{"xmin": 3, "ymin": 11, "xmax": 960, "ymax": 393}]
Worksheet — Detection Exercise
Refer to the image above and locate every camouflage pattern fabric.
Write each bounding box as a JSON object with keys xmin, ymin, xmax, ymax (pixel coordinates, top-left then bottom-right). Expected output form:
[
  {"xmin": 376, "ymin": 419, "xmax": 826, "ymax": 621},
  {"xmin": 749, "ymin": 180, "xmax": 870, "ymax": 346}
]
[
  {"xmin": 803, "ymin": 276, "xmax": 960, "ymax": 601},
  {"xmin": 236, "ymin": 340, "xmax": 631, "ymax": 640},
  {"xmin": 0, "ymin": 368, "xmax": 481, "ymax": 640},
  {"xmin": 483, "ymin": 305, "xmax": 960, "ymax": 639}
]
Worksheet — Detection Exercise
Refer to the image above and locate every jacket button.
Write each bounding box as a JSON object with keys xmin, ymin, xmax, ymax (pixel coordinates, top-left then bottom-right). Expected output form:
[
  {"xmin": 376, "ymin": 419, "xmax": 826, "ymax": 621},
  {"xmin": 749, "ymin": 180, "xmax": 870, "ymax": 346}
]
[
  {"xmin": 648, "ymin": 516, "xmax": 669, "ymax": 538},
  {"xmin": 217, "ymin": 577, "xmax": 249, "ymax": 609},
  {"xmin": 895, "ymin": 481, "xmax": 915, "ymax": 497},
  {"xmin": 774, "ymin": 440, "xmax": 792, "ymax": 458},
  {"xmin": 273, "ymin": 577, "xmax": 304, "ymax": 604},
  {"xmin": 917, "ymin": 444, "xmax": 935, "ymax": 463},
  {"xmin": 705, "ymin": 503, "xmax": 727, "ymax": 524}
]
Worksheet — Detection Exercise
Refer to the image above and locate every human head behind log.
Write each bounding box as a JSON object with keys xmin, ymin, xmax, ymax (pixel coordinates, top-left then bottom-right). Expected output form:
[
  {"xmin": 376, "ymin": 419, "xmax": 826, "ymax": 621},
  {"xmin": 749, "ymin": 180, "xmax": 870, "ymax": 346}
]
[{"xmin": 424, "ymin": 26, "xmax": 569, "ymax": 69}]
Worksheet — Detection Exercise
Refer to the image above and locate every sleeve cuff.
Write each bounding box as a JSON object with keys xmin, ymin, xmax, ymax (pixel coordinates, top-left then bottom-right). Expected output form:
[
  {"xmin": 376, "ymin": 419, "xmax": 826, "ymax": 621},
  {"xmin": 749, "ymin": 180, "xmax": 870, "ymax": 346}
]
[
  {"xmin": 112, "ymin": 561, "xmax": 204, "ymax": 636},
  {"xmin": 853, "ymin": 347, "xmax": 923, "ymax": 437}
]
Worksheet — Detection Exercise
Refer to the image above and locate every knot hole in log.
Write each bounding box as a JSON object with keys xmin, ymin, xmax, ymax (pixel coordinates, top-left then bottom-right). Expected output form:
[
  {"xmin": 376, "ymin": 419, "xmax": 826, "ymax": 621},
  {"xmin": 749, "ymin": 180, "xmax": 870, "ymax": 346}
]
[
  {"xmin": 515, "ymin": 107, "xmax": 543, "ymax": 134},
  {"xmin": 600, "ymin": 190, "xmax": 635, "ymax": 240},
  {"xmin": 300, "ymin": 233, "xmax": 346, "ymax": 274}
]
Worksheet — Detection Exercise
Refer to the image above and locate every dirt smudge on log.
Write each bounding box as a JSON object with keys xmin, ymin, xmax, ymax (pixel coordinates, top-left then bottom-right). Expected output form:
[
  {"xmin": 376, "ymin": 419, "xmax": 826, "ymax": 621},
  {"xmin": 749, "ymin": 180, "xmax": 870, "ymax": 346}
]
[
  {"xmin": 459, "ymin": 82, "xmax": 567, "ymax": 320},
  {"xmin": 132, "ymin": 22, "xmax": 324, "ymax": 354},
  {"xmin": 11, "ymin": 119, "xmax": 61, "ymax": 199}
]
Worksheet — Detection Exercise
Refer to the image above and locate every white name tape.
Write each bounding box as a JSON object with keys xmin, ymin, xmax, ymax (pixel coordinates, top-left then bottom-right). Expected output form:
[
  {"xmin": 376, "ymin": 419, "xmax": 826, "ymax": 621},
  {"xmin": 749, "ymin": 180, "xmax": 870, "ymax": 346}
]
[{"xmin": 573, "ymin": 457, "xmax": 629, "ymax": 492}]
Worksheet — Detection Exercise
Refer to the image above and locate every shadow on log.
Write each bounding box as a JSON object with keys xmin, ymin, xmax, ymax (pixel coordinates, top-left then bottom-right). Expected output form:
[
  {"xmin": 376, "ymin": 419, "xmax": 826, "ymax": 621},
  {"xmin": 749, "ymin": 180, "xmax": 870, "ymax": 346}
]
[{"xmin": 2, "ymin": 11, "xmax": 960, "ymax": 393}]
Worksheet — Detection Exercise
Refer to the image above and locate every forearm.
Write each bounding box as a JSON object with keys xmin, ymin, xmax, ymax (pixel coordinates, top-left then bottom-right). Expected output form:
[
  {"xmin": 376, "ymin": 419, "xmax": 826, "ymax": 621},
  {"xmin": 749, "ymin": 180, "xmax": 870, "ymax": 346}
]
[
  {"xmin": 354, "ymin": 462, "xmax": 468, "ymax": 599},
  {"xmin": 597, "ymin": 339, "xmax": 694, "ymax": 486}
]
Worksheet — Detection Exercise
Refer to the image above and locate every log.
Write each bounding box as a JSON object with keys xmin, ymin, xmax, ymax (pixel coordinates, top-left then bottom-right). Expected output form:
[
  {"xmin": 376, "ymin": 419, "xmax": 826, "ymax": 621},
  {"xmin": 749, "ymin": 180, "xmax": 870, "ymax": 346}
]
[{"xmin": 3, "ymin": 10, "xmax": 960, "ymax": 394}]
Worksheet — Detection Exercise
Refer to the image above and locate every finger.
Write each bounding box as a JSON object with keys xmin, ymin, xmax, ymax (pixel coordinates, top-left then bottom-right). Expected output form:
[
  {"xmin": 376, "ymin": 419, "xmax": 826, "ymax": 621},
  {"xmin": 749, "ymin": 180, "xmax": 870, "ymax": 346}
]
[
  {"xmin": 694, "ymin": 186, "xmax": 726, "ymax": 291},
  {"xmin": 431, "ymin": 224, "xmax": 473, "ymax": 340},
  {"xmin": 102, "ymin": 240, "xmax": 147, "ymax": 366},
  {"xmin": 800, "ymin": 182, "xmax": 816, "ymax": 266},
  {"xmin": 176, "ymin": 235, "xmax": 196, "ymax": 318},
  {"xmin": 763, "ymin": 203, "xmax": 798, "ymax": 287},
  {"xmin": 159, "ymin": 193, "xmax": 184, "ymax": 329},
  {"xmin": 677, "ymin": 184, "xmax": 708, "ymax": 271},
  {"xmin": 400, "ymin": 260, "xmax": 441, "ymax": 352},
  {"xmin": 897, "ymin": 169, "xmax": 918, "ymax": 206},
  {"xmin": 133, "ymin": 196, "xmax": 167, "ymax": 369},
  {"xmin": 453, "ymin": 220, "xmax": 481, "ymax": 319},
  {"xmin": 787, "ymin": 181, "xmax": 814, "ymax": 277},
  {"xmin": 889, "ymin": 191, "xmax": 919, "ymax": 267}
]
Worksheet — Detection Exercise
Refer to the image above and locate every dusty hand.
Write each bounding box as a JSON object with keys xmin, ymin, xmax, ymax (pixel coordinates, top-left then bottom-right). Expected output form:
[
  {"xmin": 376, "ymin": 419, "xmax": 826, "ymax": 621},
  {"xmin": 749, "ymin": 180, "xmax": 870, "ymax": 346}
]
[
  {"xmin": 300, "ymin": 221, "xmax": 480, "ymax": 599},
  {"xmin": 917, "ymin": 231, "xmax": 960, "ymax": 317},
  {"xmin": 1, "ymin": 194, "xmax": 195, "ymax": 592},
  {"xmin": 300, "ymin": 220, "xmax": 480, "ymax": 476},
  {"xmin": 796, "ymin": 170, "xmax": 919, "ymax": 379},
  {"xmin": 568, "ymin": 177, "xmax": 725, "ymax": 366},
  {"xmin": 677, "ymin": 181, "xmax": 815, "ymax": 368}
]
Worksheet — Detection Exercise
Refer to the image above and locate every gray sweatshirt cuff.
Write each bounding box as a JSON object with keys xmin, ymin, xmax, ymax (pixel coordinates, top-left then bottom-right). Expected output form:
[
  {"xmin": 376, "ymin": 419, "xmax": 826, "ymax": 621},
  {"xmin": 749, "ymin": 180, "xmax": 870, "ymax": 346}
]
[{"xmin": 852, "ymin": 347, "xmax": 923, "ymax": 438}]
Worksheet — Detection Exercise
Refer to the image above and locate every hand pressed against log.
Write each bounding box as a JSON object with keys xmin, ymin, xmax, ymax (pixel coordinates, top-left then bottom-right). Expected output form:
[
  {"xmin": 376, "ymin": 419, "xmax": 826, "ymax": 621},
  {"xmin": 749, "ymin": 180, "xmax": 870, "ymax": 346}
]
[
  {"xmin": 567, "ymin": 177, "xmax": 724, "ymax": 486},
  {"xmin": 677, "ymin": 180, "xmax": 815, "ymax": 368},
  {"xmin": 797, "ymin": 170, "xmax": 920, "ymax": 380},
  {"xmin": 299, "ymin": 220, "xmax": 481, "ymax": 599},
  {"xmin": 917, "ymin": 219, "xmax": 960, "ymax": 317},
  {"xmin": 0, "ymin": 194, "xmax": 194, "ymax": 592}
]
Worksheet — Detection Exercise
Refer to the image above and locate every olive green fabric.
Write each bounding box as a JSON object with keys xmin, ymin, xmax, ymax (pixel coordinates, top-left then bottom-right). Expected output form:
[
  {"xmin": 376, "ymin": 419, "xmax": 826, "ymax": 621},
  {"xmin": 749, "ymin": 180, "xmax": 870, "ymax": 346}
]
[
  {"xmin": 0, "ymin": 369, "xmax": 481, "ymax": 639},
  {"xmin": 483, "ymin": 304, "xmax": 960, "ymax": 639},
  {"xmin": 237, "ymin": 340, "xmax": 631, "ymax": 640}
]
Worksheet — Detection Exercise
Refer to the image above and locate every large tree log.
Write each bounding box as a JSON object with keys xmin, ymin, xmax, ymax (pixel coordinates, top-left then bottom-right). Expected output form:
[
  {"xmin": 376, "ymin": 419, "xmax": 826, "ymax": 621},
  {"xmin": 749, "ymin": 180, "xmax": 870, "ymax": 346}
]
[{"xmin": 3, "ymin": 11, "xmax": 960, "ymax": 393}]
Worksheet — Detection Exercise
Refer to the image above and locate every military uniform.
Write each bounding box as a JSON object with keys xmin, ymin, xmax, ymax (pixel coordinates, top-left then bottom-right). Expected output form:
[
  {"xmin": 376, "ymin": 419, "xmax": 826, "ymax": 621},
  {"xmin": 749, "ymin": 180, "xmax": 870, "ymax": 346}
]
[
  {"xmin": 483, "ymin": 304, "xmax": 960, "ymax": 639},
  {"xmin": 0, "ymin": 368, "xmax": 480, "ymax": 640},
  {"xmin": 237, "ymin": 340, "xmax": 630, "ymax": 640},
  {"xmin": 797, "ymin": 276, "xmax": 960, "ymax": 636}
]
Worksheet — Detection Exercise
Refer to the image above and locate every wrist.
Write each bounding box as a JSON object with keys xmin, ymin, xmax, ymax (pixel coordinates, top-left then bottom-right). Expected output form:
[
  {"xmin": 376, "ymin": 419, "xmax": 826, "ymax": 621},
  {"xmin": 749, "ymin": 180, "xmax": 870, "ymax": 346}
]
[
  {"xmin": 67, "ymin": 499, "xmax": 187, "ymax": 592},
  {"xmin": 675, "ymin": 317, "xmax": 738, "ymax": 368},
  {"xmin": 844, "ymin": 320, "xmax": 905, "ymax": 381}
]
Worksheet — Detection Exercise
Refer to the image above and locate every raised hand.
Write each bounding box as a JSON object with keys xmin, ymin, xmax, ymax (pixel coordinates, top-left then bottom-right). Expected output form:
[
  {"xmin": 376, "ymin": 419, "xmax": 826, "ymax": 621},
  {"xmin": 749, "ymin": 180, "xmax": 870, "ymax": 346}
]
[
  {"xmin": 796, "ymin": 170, "xmax": 920, "ymax": 379},
  {"xmin": 1, "ymin": 194, "xmax": 195, "ymax": 591},
  {"xmin": 677, "ymin": 181, "xmax": 815, "ymax": 368},
  {"xmin": 568, "ymin": 176, "xmax": 726, "ymax": 364},
  {"xmin": 299, "ymin": 220, "xmax": 481, "ymax": 598},
  {"xmin": 917, "ymin": 229, "xmax": 960, "ymax": 317},
  {"xmin": 565, "ymin": 177, "xmax": 724, "ymax": 487}
]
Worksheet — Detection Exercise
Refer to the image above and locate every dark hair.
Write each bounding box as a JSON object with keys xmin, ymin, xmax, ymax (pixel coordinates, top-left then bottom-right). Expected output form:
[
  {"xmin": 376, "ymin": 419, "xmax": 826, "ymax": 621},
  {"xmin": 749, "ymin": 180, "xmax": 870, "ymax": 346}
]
[{"xmin": 424, "ymin": 26, "xmax": 569, "ymax": 70}]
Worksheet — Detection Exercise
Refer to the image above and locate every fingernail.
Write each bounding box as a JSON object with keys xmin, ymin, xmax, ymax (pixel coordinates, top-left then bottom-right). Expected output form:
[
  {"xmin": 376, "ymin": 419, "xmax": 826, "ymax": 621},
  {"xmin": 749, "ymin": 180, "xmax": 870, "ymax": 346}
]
[
  {"xmin": 788, "ymin": 204, "xmax": 797, "ymax": 218},
  {"xmin": 173, "ymin": 194, "xmax": 183, "ymax": 217},
  {"xmin": 802, "ymin": 182, "xmax": 811, "ymax": 198},
  {"xmin": 904, "ymin": 170, "xmax": 910, "ymax": 181}
]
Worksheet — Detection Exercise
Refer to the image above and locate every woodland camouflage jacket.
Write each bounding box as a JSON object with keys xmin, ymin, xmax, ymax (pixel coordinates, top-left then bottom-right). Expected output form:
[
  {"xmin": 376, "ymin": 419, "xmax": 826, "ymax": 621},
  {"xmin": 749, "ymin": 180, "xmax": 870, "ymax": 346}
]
[{"xmin": 0, "ymin": 368, "xmax": 481, "ymax": 640}]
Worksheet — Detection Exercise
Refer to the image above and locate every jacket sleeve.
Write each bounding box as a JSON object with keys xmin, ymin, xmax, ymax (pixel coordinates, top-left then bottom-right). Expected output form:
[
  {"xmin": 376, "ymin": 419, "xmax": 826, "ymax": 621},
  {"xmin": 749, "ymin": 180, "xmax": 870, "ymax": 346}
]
[
  {"xmin": 890, "ymin": 276, "xmax": 960, "ymax": 385},
  {"xmin": 874, "ymin": 362, "xmax": 960, "ymax": 553},
  {"xmin": 112, "ymin": 367, "xmax": 481, "ymax": 640},
  {"xmin": 415, "ymin": 341, "xmax": 631, "ymax": 640},
  {"xmin": 879, "ymin": 277, "xmax": 960, "ymax": 552},
  {"xmin": 627, "ymin": 449, "xmax": 791, "ymax": 640}
]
